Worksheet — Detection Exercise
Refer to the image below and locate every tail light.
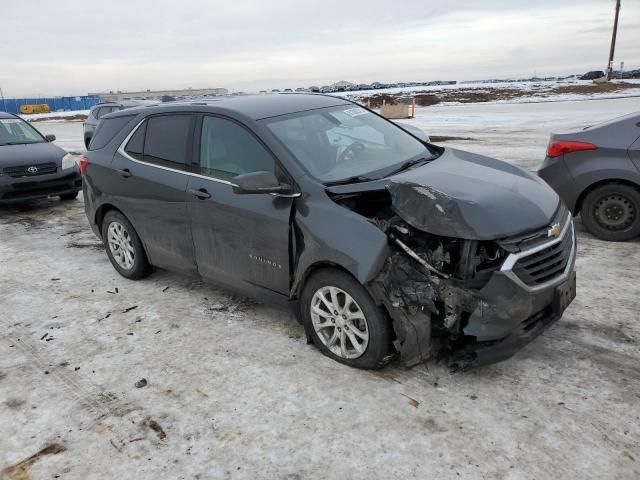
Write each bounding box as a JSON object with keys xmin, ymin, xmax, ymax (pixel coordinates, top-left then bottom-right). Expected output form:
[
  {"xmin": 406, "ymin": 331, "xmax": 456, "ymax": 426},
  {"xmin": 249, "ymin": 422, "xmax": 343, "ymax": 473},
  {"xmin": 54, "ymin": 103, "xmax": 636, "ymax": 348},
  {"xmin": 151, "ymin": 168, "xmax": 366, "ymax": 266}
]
[
  {"xmin": 547, "ymin": 140, "xmax": 598, "ymax": 158},
  {"xmin": 79, "ymin": 156, "xmax": 89, "ymax": 175}
]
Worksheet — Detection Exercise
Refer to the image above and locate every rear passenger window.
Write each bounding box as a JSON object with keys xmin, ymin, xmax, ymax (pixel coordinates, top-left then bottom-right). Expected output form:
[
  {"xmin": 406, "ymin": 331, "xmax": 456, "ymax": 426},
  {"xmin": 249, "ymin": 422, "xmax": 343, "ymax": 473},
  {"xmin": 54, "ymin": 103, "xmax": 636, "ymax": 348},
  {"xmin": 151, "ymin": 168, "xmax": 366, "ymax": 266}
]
[
  {"xmin": 89, "ymin": 115, "xmax": 135, "ymax": 150},
  {"xmin": 143, "ymin": 115, "xmax": 192, "ymax": 170}
]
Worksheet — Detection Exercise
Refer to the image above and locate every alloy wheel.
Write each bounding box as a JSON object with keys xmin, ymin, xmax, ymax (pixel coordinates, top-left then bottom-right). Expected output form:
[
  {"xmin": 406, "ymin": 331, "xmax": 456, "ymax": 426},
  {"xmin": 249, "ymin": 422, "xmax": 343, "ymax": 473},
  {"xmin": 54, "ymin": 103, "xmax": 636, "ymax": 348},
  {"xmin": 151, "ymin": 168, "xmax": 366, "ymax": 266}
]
[
  {"xmin": 107, "ymin": 221, "xmax": 135, "ymax": 270},
  {"xmin": 310, "ymin": 286, "xmax": 369, "ymax": 359}
]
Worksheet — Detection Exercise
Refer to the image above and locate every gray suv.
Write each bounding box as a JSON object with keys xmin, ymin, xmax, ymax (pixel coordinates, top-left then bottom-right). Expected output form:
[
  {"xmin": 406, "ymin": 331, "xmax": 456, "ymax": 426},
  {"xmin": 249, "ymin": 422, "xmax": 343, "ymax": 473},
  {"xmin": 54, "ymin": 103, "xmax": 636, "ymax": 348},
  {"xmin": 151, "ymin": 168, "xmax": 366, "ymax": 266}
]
[
  {"xmin": 83, "ymin": 101, "xmax": 158, "ymax": 148},
  {"xmin": 81, "ymin": 95, "xmax": 576, "ymax": 370}
]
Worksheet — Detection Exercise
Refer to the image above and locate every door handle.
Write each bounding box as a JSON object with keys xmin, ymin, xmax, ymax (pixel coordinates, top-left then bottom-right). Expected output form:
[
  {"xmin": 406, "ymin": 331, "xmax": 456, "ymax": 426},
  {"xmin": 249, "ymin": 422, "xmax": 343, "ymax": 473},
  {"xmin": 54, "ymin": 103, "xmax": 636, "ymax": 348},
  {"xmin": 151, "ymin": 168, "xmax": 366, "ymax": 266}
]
[
  {"xmin": 117, "ymin": 168, "xmax": 132, "ymax": 178},
  {"xmin": 189, "ymin": 188, "xmax": 211, "ymax": 200}
]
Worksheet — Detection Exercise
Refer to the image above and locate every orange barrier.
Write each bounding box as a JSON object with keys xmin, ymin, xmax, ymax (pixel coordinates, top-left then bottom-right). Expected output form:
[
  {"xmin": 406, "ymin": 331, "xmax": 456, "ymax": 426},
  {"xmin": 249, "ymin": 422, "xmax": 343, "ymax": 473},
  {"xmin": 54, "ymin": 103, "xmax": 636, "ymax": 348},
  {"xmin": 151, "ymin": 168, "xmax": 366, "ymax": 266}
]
[{"xmin": 18, "ymin": 103, "xmax": 50, "ymax": 114}]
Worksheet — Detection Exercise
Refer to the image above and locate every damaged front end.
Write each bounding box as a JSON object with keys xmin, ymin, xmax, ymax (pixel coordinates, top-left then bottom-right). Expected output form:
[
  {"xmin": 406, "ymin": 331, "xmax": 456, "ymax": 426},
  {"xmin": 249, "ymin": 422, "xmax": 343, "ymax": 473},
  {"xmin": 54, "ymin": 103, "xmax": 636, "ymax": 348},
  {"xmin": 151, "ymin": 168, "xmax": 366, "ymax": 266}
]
[
  {"xmin": 329, "ymin": 175, "xmax": 576, "ymax": 370},
  {"xmin": 370, "ymin": 216, "xmax": 505, "ymax": 368}
]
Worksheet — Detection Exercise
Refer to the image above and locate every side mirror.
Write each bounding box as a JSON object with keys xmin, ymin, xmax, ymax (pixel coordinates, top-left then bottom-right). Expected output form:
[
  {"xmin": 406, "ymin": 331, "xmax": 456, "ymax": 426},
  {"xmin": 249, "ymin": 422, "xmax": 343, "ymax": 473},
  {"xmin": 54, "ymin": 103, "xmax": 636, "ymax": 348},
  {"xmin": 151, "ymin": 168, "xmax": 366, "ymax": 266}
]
[
  {"xmin": 396, "ymin": 123, "xmax": 430, "ymax": 143},
  {"xmin": 232, "ymin": 171, "xmax": 293, "ymax": 195},
  {"xmin": 45, "ymin": 134, "xmax": 56, "ymax": 142}
]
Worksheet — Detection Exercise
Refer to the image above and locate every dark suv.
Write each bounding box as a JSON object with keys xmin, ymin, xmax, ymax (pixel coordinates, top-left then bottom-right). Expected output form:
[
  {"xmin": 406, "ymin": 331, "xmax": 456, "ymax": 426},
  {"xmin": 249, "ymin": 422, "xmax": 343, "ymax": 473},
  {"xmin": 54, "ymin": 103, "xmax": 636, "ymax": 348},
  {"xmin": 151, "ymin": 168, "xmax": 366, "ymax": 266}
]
[{"xmin": 82, "ymin": 95, "xmax": 576, "ymax": 369}]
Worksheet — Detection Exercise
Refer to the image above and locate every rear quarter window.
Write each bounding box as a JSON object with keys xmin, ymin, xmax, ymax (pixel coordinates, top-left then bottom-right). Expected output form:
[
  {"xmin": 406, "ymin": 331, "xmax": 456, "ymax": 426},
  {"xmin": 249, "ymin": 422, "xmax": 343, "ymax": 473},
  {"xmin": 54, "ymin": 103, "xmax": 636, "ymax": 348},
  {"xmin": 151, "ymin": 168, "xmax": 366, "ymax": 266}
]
[{"xmin": 89, "ymin": 115, "xmax": 136, "ymax": 150}]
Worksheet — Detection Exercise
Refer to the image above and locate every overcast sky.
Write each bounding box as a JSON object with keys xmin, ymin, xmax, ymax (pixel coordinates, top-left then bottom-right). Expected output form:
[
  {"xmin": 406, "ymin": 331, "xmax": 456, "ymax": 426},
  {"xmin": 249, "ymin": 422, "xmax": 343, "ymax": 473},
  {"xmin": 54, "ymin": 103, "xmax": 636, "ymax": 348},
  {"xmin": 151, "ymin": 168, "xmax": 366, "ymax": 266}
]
[{"xmin": 1, "ymin": 0, "xmax": 639, "ymax": 97}]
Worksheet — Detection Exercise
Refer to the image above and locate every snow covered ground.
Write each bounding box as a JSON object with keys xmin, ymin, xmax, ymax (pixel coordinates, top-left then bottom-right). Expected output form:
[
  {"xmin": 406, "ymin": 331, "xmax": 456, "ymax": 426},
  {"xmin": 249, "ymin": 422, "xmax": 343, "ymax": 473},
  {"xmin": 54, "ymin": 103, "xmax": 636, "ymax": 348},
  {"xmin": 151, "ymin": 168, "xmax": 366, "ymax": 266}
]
[
  {"xmin": 21, "ymin": 110, "xmax": 90, "ymax": 121},
  {"xmin": 1, "ymin": 96, "xmax": 639, "ymax": 480}
]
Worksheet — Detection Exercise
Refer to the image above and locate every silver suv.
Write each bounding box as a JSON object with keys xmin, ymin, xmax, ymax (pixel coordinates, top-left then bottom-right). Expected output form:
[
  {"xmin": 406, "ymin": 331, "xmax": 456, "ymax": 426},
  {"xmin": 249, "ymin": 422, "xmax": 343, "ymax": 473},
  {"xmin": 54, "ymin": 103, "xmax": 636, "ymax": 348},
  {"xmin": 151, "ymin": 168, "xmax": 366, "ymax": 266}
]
[{"xmin": 83, "ymin": 101, "xmax": 158, "ymax": 148}]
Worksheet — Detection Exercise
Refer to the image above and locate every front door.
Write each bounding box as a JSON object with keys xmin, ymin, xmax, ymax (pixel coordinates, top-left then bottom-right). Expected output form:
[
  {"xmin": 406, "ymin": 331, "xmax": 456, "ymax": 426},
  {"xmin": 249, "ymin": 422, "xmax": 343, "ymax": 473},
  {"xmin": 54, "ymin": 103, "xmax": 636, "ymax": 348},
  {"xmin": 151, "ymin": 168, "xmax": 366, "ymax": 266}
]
[{"xmin": 186, "ymin": 115, "xmax": 293, "ymax": 295}]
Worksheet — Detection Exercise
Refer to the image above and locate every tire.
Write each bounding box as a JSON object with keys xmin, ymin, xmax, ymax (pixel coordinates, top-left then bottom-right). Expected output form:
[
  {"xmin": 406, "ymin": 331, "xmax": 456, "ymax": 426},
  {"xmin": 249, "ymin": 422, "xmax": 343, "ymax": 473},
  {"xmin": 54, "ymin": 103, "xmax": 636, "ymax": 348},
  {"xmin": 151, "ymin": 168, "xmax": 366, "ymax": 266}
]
[
  {"xmin": 581, "ymin": 183, "xmax": 640, "ymax": 241},
  {"xmin": 59, "ymin": 191, "xmax": 79, "ymax": 201},
  {"xmin": 300, "ymin": 268, "xmax": 392, "ymax": 369},
  {"xmin": 101, "ymin": 210, "xmax": 152, "ymax": 279}
]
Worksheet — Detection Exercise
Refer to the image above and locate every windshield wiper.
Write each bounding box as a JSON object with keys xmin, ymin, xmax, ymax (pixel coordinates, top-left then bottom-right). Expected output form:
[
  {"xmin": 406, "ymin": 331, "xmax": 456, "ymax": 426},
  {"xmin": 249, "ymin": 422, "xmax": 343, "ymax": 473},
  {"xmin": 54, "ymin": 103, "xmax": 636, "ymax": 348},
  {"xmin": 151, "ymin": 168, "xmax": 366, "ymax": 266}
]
[
  {"xmin": 324, "ymin": 175, "xmax": 374, "ymax": 187},
  {"xmin": 386, "ymin": 157, "xmax": 430, "ymax": 177}
]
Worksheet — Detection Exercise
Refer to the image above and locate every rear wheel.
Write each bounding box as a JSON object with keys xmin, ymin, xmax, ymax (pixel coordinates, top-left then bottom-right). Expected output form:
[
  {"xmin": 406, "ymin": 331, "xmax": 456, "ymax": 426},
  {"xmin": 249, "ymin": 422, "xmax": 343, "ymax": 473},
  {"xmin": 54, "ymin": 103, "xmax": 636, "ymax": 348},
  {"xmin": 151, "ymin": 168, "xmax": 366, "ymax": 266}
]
[
  {"xmin": 300, "ymin": 269, "xmax": 392, "ymax": 369},
  {"xmin": 581, "ymin": 183, "xmax": 640, "ymax": 241},
  {"xmin": 59, "ymin": 191, "xmax": 78, "ymax": 201},
  {"xmin": 101, "ymin": 210, "xmax": 152, "ymax": 279}
]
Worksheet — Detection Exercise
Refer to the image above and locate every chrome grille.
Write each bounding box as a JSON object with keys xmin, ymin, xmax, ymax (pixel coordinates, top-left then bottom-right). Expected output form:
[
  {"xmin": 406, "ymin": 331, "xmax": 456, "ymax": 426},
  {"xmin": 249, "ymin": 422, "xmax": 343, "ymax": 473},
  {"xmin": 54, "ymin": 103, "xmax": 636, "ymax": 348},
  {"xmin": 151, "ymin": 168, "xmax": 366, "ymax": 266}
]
[
  {"xmin": 500, "ymin": 213, "xmax": 575, "ymax": 291},
  {"xmin": 512, "ymin": 226, "xmax": 574, "ymax": 286},
  {"xmin": 2, "ymin": 162, "xmax": 57, "ymax": 178}
]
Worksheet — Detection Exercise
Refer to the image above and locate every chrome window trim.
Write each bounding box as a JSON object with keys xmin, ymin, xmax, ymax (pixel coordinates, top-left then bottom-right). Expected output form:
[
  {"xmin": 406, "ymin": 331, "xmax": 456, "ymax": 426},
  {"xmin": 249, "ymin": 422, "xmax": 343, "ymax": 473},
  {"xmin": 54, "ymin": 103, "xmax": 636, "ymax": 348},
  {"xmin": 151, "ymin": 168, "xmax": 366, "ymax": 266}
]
[
  {"xmin": 116, "ymin": 118, "xmax": 301, "ymax": 197},
  {"xmin": 500, "ymin": 213, "xmax": 575, "ymax": 292}
]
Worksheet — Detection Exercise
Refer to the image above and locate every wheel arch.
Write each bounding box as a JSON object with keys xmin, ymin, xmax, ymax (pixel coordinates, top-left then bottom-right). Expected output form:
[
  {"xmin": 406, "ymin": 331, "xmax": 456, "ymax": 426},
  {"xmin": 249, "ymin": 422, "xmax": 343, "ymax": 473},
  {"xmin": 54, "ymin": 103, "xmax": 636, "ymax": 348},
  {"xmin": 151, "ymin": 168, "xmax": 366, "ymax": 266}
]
[
  {"xmin": 291, "ymin": 260, "xmax": 392, "ymax": 319},
  {"xmin": 94, "ymin": 203, "xmax": 120, "ymax": 236},
  {"xmin": 575, "ymin": 178, "xmax": 640, "ymax": 214},
  {"xmin": 95, "ymin": 203, "xmax": 153, "ymax": 265},
  {"xmin": 291, "ymin": 261, "xmax": 361, "ymax": 301}
]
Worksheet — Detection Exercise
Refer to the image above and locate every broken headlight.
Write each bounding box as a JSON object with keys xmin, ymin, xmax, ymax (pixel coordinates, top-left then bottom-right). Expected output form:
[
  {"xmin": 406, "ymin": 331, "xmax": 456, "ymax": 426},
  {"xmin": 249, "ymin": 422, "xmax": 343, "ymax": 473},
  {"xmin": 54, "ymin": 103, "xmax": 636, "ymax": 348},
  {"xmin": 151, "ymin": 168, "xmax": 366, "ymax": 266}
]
[{"xmin": 388, "ymin": 220, "xmax": 505, "ymax": 286}]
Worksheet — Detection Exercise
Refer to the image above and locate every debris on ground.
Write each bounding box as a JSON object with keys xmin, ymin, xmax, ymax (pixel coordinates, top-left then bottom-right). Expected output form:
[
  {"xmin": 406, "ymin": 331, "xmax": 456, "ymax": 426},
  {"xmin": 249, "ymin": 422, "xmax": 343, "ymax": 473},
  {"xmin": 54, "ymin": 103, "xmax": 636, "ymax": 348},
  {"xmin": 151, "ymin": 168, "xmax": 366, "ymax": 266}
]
[
  {"xmin": 400, "ymin": 393, "xmax": 421, "ymax": 408},
  {"xmin": 135, "ymin": 378, "xmax": 147, "ymax": 388},
  {"xmin": 0, "ymin": 443, "xmax": 66, "ymax": 480},
  {"xmin": 143, "ymin": 417, "xmax": 166, "ymax": 441}
]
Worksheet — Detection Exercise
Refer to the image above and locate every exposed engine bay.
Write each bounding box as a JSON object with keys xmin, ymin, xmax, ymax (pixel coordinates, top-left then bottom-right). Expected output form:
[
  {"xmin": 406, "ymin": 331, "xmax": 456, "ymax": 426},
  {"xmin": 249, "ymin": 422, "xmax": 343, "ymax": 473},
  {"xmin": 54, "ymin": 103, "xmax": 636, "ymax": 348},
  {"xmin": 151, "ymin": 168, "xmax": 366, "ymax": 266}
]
[{"xmin": 328, "ymin": 186, "xmax": 511, "ymax": 368}]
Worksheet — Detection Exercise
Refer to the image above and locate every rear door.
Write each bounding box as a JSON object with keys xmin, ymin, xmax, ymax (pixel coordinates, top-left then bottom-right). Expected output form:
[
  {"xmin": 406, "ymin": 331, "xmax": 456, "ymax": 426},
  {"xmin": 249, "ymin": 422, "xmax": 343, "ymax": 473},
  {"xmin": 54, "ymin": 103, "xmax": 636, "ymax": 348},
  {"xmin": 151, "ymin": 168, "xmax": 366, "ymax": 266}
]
[
  {"xmin": 110, "ymin": 113, "xmax": 198, "ymax": 276},
  {"xmin": 186, "ymin": 114, "xmax": 293, "ymax": 295}
]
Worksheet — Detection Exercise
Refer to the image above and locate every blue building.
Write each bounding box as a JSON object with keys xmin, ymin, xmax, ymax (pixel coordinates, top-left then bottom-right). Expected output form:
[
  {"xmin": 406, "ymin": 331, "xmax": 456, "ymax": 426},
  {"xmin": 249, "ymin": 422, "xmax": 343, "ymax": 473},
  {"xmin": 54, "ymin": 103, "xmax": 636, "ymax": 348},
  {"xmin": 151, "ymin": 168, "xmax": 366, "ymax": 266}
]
[{"xmin": 0, "ymin": 95, "xmax": 100, "ymax": 115}]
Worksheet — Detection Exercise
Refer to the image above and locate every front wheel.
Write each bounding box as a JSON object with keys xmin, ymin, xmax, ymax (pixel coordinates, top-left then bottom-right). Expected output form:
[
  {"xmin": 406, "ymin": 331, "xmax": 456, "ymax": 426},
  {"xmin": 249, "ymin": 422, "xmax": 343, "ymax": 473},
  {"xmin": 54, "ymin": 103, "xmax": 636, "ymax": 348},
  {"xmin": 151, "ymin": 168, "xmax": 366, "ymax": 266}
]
[
  {"xmin": 101, "ymin": 210, "xmax": 152, "ymax": 279},
  {"xmin": 581, "ymin": 184, "xmax": 640, "ymax": 241},
  {"xmin": 300, "ymin": 269, "xmax": 392, "ymax": 369}
]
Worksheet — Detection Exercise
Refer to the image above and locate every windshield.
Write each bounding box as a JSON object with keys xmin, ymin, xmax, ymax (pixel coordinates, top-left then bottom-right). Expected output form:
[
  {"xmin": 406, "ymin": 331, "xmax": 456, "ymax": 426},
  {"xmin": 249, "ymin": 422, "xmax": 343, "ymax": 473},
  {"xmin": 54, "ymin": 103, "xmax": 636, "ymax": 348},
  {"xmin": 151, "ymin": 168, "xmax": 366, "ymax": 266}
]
[
  {"xmin": 263, "ymin": 106, "xmax": 433, "ymax": 183},
  {"xmin": 0, "ymin": 118, "xmax": 45, "ymax": 145}
]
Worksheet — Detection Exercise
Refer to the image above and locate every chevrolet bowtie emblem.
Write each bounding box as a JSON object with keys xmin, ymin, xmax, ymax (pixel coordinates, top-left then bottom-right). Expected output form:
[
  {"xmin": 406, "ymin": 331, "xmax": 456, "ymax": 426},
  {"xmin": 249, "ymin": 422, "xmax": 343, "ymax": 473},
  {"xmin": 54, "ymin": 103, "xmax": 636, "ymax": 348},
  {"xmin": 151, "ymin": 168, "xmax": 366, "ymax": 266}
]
[{"xmin": 547, "ymin": 223, "xmax": 562, "ymax": 238}]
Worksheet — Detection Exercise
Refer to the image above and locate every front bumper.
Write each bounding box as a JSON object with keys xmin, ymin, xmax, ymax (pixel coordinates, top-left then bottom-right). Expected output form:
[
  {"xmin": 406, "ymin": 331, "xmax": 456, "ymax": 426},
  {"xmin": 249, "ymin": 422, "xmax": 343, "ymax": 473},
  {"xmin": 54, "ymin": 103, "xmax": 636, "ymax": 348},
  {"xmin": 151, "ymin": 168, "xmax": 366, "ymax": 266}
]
[
  {"xmin": 0, "ymin": 169, "xmax": 82, "ymax": 203},
  {"xmin": 379, "ymin": 215, "xmax": 577, "ymax": 369},
  {"xmin": 454, "ymin": 269, "xmax": 576, "ymax": 368},
  {"xmin": 452, "ymin": 216, "xmax": 577, "ymax": 368}
]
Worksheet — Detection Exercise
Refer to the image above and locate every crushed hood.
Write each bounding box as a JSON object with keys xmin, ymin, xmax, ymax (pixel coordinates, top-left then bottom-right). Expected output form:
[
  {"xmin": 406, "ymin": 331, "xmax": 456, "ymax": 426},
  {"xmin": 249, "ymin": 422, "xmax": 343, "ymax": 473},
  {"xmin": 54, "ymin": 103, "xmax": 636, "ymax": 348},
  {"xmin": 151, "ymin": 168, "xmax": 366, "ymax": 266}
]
[
  {"xmin": 326, "ymin": 147, "xmax": 561, "ymax": 240},
  {"xmin": 387, "ymin": 148, "xmax": 560, "ymax": 240}
]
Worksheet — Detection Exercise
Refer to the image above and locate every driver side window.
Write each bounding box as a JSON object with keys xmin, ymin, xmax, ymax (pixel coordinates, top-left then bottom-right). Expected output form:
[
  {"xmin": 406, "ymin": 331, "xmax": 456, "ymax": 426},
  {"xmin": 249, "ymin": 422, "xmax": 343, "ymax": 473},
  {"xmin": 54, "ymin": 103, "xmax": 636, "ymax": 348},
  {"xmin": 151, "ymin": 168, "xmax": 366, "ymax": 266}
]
[{"xmin": 199, "ymin": 116, "xmax": 275, "ymax": 181}]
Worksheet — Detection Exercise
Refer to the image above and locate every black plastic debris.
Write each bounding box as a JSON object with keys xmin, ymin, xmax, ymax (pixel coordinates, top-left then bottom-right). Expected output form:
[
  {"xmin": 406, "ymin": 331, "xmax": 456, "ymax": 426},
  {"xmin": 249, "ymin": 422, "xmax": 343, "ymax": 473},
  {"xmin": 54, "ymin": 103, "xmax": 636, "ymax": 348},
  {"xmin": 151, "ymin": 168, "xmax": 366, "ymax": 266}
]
[{"xmin": 135, "ymin": 378, "xmax": 147, "ymax": 388}]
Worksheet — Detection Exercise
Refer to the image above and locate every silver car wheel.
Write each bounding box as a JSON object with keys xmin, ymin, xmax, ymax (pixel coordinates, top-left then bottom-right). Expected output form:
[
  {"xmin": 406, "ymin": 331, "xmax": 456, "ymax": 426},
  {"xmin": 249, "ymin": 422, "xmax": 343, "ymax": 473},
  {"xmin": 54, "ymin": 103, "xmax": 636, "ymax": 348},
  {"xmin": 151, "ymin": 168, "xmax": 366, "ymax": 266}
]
[
  {"xmin": 310, "ymin": 286, "xmax": 369, "ymax": 359},
  {"xmin": 107, "ymin": 221, "xmax": 135, "ymax": 270}
]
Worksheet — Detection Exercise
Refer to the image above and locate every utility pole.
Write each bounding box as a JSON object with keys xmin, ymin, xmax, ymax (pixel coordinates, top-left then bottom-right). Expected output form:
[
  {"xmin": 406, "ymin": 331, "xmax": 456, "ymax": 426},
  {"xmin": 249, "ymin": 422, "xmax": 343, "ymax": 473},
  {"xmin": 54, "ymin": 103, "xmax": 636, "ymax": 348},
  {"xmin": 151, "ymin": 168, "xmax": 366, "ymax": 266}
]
[{"xmin": 606, "ymin": 0, "xmax": 622, "ymax": 80}]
